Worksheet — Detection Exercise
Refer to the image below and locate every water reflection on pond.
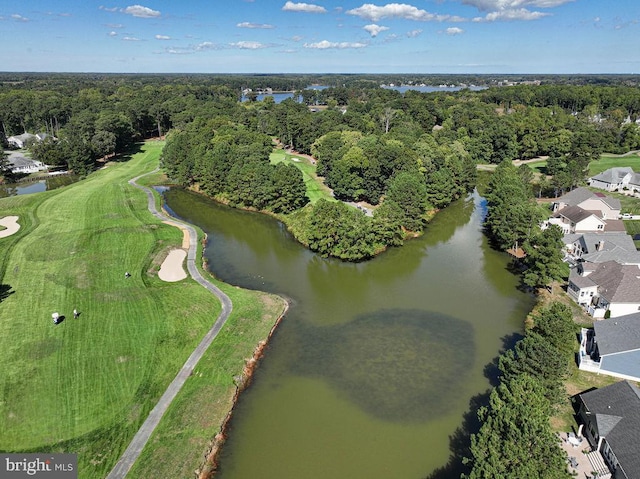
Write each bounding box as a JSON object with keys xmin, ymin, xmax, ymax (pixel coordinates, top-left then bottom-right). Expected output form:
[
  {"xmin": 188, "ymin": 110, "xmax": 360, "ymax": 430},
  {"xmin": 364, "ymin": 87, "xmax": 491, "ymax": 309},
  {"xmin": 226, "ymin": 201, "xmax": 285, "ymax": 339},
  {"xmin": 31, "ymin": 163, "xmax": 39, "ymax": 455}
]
[{"xmin": 0, "ymin": 175, "xmax": 78, "ymax": 198}]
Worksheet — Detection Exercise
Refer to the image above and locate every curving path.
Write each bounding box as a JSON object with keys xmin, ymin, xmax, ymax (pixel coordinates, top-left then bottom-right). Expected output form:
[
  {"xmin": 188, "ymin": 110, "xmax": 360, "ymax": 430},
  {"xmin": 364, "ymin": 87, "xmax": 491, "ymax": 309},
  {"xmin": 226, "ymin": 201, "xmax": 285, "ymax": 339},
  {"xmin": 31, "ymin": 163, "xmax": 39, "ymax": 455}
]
[{"xmin": 106, "ymin": 170, "xmax": 233, "ymax": 479}]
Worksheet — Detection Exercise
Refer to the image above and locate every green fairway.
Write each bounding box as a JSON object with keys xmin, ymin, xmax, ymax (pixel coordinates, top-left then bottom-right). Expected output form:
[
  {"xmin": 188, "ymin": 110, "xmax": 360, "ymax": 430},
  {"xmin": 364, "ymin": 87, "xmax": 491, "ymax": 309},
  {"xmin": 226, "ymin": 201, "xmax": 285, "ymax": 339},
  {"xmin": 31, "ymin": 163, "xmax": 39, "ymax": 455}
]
[
  {"xmin": 589, "ymin": 152, "xmax": 640, "ymax": 176},
  {"xmin": 270, "ymin": 149, "xmax": 335, "ymax": 203},
  {"xmin": 0, "ymin": 142, "xmax": 285, "ymax": 478}
]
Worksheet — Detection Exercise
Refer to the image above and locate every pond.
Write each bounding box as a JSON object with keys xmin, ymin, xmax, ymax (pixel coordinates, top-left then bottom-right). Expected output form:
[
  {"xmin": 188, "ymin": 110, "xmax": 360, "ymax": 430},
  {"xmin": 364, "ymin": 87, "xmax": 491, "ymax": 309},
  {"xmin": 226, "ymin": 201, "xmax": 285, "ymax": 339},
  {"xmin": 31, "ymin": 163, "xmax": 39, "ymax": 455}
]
[
  {"xmin": 163, "ymin": 188, "xmax": 533, "ymax": 479},
  {"xmin": 0, "ymin": 175, "xmax": 78, "ymax": 198}
]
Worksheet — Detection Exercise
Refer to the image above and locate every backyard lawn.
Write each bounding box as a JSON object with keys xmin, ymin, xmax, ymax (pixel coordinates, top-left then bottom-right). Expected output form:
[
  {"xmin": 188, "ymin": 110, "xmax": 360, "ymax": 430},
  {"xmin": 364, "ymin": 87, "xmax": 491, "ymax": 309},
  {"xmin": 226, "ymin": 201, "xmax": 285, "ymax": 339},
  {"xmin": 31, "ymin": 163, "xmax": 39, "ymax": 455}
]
[{"xmin": 0, "ymin": 142, "xmax": 285, "ymax": 478}]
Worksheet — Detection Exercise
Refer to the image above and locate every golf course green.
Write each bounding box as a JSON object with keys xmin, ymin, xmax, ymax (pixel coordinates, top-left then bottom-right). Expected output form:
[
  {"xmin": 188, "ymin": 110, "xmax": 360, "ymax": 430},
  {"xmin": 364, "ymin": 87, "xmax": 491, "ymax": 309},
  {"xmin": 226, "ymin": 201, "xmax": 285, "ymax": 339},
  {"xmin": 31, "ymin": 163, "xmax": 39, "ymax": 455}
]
[{"xmin": 0, "ymin": 141, "xmax": 286, "ymax": 478}]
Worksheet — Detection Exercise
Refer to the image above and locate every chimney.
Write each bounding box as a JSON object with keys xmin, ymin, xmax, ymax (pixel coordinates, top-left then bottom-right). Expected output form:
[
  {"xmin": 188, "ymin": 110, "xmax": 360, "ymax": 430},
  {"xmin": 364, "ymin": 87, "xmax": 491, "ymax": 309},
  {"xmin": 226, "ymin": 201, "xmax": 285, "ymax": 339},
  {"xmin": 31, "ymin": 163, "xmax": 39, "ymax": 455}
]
[{"xmin": 597, "ymin": 240, "xmax": 605, "ymax": 251}]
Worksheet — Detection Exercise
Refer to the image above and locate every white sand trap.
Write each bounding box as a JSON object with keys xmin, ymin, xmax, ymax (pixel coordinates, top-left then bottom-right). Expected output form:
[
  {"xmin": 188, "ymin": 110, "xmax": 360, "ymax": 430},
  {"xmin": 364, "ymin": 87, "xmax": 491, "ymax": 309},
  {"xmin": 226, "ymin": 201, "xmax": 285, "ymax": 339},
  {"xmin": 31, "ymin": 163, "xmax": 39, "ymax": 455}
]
[
  {"xmin": 0, "ymin": 216, "xmax": 20, "ymax": 238},
  {"xmin": 158, "ymin": 249, "xmax": 187, "ymax": 282}
]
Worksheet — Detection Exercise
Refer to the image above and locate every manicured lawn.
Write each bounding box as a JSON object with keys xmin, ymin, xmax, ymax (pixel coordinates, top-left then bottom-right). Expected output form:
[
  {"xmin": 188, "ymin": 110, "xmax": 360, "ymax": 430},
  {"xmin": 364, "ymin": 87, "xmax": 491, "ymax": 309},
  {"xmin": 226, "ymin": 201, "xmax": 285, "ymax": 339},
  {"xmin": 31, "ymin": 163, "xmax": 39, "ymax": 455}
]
[
  {"xmin": 588, "ymin": 152, "xmax": 640, "ymax": 176},
  {"xmin": 524, "ymin": 159, "xmax": 547, "ymax": 175},
  {"xmin": 270, "ymin": 149, "xmax": 335, "ymax": 203},
  {"xmin": 0, "ymin": 142, "xmax": 285, "ymax": 478}
]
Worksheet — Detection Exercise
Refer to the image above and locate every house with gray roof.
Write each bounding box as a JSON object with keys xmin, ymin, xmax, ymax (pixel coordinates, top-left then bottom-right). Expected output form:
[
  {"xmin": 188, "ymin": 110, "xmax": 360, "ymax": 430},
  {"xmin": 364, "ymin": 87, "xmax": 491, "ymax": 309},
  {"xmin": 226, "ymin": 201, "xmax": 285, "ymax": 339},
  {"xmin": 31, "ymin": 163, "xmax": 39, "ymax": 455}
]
[
  {"xmin": 575, "ymin": 380, "xmax": 640, "ymax": 479},
  {"xmin": 7, "ymin": 132, "xmax": 37, "ymax": 149},
  {"xmin": 564, "ymin": 233, "xmax": 640, "ymax": 266},
  {"xmin": 552, "ymin": 187, "xmax": 621, "ymax": 220},
  {"xmin": 6, "ymin": 153, "xmax": 47, "ymax": 174},
  {"xmin": 549, "ymin": 205, "xmax": 607, "ymax": 234},
  {"xmin": 567, "ymin": 261, "xmax": 640, "ymax": 318},
  {"xmin": 589, "ymin": 167, "xmax": 640, "ymax": 194},
  {"xmin": 578, "ymin": 313, "xmax": 640, "ymax": 381}
]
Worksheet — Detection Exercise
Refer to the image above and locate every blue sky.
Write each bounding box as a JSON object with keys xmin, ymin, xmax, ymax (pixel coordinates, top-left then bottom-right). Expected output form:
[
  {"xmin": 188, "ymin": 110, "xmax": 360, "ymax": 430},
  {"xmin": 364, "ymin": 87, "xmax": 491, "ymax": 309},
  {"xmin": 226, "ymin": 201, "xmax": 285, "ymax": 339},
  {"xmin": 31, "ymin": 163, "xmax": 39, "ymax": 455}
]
[{"xmin": 0, "ymin": 1, "xmax": 638, "ymax": 73}]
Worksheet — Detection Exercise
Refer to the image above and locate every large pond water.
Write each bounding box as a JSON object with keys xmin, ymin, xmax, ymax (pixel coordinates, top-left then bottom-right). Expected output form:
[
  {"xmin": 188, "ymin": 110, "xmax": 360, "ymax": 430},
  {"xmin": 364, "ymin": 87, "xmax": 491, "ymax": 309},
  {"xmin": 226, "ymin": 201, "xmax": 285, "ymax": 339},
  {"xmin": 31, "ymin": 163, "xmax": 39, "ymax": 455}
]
[{"xmin": 163, "ymin": 188, "xmax": 534, "ymax": 479}]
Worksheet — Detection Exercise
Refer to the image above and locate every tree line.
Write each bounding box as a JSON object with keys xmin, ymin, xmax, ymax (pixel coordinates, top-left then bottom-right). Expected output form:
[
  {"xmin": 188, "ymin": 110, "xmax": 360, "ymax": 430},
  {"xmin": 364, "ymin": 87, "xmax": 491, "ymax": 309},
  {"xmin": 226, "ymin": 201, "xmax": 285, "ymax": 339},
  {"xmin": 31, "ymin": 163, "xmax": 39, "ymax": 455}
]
[
  {"xmin": 464, "ymin": 302, "xmax": 576, "ymax": 479},
  {"xmin": 2, "ymin": 74, "xmax": 640, "ymax": 260}
]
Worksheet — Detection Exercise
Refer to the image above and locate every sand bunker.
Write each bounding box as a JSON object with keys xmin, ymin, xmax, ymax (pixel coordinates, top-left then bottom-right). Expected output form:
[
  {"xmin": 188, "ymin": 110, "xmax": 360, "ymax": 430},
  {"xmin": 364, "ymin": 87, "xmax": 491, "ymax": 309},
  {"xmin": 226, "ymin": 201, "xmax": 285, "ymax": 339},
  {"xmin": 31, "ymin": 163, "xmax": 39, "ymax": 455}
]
[
  {"xmin": 0, "ymin": 216, "xmax": 20, "ymax": 238},
  {"xmin": 158, "ymin": 249, "xmax": 187, "ymax": 282}
]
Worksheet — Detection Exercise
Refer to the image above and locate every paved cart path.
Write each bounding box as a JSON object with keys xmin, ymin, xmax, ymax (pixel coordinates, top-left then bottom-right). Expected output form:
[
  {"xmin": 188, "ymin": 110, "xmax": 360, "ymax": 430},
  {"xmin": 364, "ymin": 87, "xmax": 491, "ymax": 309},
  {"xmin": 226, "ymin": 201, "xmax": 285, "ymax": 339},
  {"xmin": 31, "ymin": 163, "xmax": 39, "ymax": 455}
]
[{"xmin": 106, "ymin": 171, "xmax": 233, "ymax": 479}]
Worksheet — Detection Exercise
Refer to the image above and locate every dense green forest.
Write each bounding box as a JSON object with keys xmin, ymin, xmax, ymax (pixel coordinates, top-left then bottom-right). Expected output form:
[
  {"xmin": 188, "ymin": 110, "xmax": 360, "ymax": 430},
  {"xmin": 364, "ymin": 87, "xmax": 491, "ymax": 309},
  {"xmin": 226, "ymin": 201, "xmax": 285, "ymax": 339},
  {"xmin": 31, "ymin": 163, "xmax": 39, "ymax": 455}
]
[
  {"xmin": 2, "ymin": 73, "xmax": 640, "ymax": 259},
  {"xmin": 2, "ymin": 73, "xmax": 639, "ymax": 475}
]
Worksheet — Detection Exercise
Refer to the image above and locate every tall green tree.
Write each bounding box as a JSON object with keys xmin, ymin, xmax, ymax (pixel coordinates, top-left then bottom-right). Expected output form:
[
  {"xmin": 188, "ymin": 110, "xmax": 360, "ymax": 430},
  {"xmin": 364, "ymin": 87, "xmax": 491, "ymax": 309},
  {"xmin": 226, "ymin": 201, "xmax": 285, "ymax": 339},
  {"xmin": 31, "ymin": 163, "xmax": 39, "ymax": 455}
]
[
  {"xmin": 465, "ymin": 374, "xmax": 570, "ymax": 479},
  {"xmin": 522, "ymin": 225, "xmax": 568, "ymax": 290}
]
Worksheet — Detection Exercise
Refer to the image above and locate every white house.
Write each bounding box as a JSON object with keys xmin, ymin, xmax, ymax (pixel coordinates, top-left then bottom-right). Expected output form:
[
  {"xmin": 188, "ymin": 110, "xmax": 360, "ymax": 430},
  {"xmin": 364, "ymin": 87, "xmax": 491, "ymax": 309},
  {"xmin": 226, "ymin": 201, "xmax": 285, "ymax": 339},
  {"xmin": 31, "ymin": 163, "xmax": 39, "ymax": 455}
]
[
  {"xmin": 7, "ymin": 133, "xmax": 37, "ymax": 149},
  {"xmin": 563, "ymin": 232, "xmax": 640, "ymax": 266},
  {"xmin": 552, "ymin": 187, "xmax": 621, "ymax": 219},
  {"xmin": 6, "ymin": 154, "xmax": 47, "ymax": 174},
  {"xmin": 589, "ymin": 167, "xmax": 640, "ymax": 193},
  {"xmin": 548, "ymin": 205, "xmax": 607, "ymax": 234},
  {"xmin": 567, "ymin": 261, "xmax": 640, "ymax": 318}
]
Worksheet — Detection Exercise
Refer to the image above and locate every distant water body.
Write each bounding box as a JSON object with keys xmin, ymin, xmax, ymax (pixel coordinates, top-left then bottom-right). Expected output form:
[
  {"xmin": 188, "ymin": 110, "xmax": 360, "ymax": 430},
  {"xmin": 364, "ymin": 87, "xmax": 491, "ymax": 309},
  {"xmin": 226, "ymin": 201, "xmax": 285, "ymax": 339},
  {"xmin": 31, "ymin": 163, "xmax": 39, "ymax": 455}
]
[{"xmin": 241, "ymin": 84, "xmax": 486, "ymax": 103}]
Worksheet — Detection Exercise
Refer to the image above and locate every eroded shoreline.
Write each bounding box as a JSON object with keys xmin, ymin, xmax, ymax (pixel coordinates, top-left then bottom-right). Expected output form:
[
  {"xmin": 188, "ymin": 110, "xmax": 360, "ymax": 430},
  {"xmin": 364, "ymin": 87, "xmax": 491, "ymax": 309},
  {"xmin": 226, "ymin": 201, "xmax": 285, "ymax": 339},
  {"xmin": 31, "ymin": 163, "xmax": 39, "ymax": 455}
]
[{"xmin": 197, "ymin": 299, "xmax": 289, "ymax": 479}]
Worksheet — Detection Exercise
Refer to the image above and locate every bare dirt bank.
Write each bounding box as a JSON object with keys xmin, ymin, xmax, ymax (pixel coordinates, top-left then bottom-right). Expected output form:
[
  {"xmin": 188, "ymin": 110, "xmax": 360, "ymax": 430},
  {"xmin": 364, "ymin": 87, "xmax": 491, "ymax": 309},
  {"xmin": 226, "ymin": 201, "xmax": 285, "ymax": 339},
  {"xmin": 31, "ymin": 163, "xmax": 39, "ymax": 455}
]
[{"xmin": 196, "ymin": 300, "xmax": 289, "ymax": 479}]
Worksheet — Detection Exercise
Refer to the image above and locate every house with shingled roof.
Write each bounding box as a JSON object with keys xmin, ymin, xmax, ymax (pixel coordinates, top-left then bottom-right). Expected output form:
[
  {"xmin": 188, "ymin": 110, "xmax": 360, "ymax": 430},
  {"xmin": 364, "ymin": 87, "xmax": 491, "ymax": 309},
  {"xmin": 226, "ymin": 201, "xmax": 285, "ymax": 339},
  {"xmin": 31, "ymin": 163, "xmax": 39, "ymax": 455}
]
[
  {"xmin": 589, "ymin": 167, "xmax": 640, "ymax": 194},
  {"xmin": 576, "ymin": 380, "xmax": 640, "ymax": 479},
  {"xmin": 552, "ymin": 187, "xmax": 621, "ymax": 220},
  {"xmin": 567, "ymin": 261, "xmax": 640, "ymax": 318},
  {"xmin": 563, "ymin": 232, "xmax": 640, "ymax": 267},
  {"xmin": 578, "ymin": 312, "xmax": 640, "ymax": 381},
  {"xmin": 549, "ymin": 205, "xmax": 607, "ymax": 234}
]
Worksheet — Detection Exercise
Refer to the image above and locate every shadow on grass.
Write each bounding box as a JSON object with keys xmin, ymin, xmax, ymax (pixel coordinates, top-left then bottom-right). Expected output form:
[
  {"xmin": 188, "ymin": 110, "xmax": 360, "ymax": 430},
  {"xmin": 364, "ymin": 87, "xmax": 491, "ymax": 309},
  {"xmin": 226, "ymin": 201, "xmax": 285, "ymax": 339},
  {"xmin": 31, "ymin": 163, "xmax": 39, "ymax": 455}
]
[
  {"xmin": 0, "ymin": 283, "xmax": 14, "ymax": 303},
  {"xmin": 108, "ymin": 142, "xmax": 145, "ymax": 163}
]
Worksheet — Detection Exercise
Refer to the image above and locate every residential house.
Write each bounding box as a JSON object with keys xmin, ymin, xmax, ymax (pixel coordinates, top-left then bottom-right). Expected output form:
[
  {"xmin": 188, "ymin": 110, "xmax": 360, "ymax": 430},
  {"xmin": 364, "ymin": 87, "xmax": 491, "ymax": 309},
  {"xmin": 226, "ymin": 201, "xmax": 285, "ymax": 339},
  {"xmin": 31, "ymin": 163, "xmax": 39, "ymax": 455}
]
[
  {"xmin": 7, "ymin": 154, "xmax": 47, "ymax": 174},
  {"xmin": 7, "ymin": 132, "xmax": 37, "ymax": 149},
  {"xmin": 589, "ymin": 167, "xmax": 640, "ymax": 194},
  {"xmin": 567, "ymin": 261, "xmax": 640, "ymax": 318},
  {"xmin": 563, "ymin": 233, "xmax": 640, "ymax": 267},
  {"xmin": 578, "ymin": 312, "xmax": 640, "ymax": 381},
  {"xmin": 549, "ymin": 205, "xmax": 607, "ymax": 234},
  {"xmin": 6, "ymin": 132, "xmax": 53, "ymax": 149},
  {"xmin": 552, "ymin": 187, "xmax": 621, "ymax": 220},
  {"xmin": 575, "ymin": 380, "xmax": 640, "ymax": 479}
]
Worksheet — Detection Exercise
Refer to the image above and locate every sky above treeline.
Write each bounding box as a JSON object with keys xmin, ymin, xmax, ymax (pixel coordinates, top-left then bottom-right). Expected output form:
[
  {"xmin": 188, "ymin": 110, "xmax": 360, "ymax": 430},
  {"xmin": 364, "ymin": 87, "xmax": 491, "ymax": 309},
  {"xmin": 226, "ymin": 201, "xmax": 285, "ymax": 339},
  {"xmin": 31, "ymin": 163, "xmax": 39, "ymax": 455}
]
[{"xmin": 0, "ymin": 0, "xmax": 638, "ymax": 74}]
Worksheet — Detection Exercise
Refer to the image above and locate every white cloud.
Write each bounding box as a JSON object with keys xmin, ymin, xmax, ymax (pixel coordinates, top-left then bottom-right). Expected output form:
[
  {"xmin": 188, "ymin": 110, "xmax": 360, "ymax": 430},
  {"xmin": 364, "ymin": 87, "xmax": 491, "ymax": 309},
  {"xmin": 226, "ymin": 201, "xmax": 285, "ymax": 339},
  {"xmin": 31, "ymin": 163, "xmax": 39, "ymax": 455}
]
[
  {"xmin": 304, "ymin": 40, "xmax": 367, "ymax": 49},
  {"xmin": 364, "ymin": 24, "xmax": 390, "ymax": 37},
  {"xmin": 122, "ymin": 5, "xmax": 161, "ymax": 18},
  {"xmin": 446, "ymin": 27, "xmax": 464, "ymax": 34},
  {"xmin": 230, "ymin": 41, "xmax": 269, "ymax": 49},
  {"xmin": 237, "ymin": 21, "xmax": 275, "ymax": 29},
  {"xmin": 99, "ymin": 6, "xmax": 119, "ymax": 12},
  {"xmin": 105, "ymin": 23, "xmax": 124, "ymax": 28},
  {"xmin": 196, "ymin": 41, "xmax": 217, "ymax": 51},
  {"xmin": 11, "ymin": 14, "xmax": 29, "ymax": 22},
  {"xmin": 108, "ymin": 31, "xmax": 118, "ymax": 36},
  {"xmin": 462, "ymin": 0, "xmax": 571, "ymax": 22},
  {"xmin": 282, "ymin": 1, "xmax": 327, "ymax": 13},
  {"xmin": 155, "ymin": 34, "xmax": 171, "ymax": 40},
  {"xmin": 163, "ymin": 43, "xmax": 219, "ymax": 55},
  {"xmin": 347, "ymin": 3, "xmax": 462, "ymax": 22},
  {"xmin": 123, "ymin": 36, "xmax": 141, "ymax": 41},
  {"xmin": 462, "ymin": 0, "xmax": 573, "ymax": 9},
  {"xmin": 472, "ymin": 8, "xmax": 548, "ymax": 21},
  {"xmin": 406, "ymin": 29, "xmax": 423, "ymax": 37},
  {"xmin": 291, "ymin": 35, "xmax": 304, "ymax": 41}
]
